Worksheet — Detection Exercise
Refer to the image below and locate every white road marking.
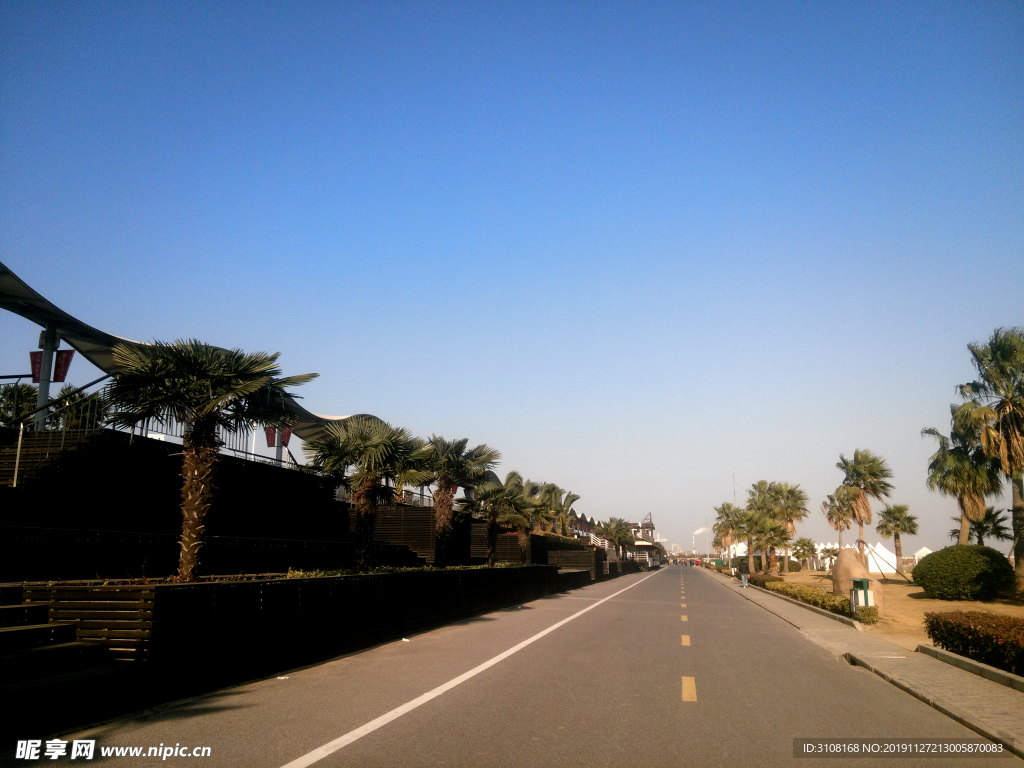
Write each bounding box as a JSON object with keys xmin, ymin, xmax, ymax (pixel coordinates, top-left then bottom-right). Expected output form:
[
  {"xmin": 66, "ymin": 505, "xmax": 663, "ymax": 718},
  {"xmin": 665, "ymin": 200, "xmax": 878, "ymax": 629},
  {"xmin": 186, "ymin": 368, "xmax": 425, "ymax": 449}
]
[{"xmin": 279, "ymin": 569, "xmax": 666, "ymax": 768}]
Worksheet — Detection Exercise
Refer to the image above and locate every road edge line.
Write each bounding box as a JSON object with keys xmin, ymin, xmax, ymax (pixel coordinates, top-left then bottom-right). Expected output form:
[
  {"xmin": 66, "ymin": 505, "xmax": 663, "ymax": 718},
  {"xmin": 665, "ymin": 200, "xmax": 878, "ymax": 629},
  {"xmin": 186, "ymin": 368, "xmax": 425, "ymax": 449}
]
[{"xmin": 279, "ymin": 568, "xmax": 667, "ymax": 768}]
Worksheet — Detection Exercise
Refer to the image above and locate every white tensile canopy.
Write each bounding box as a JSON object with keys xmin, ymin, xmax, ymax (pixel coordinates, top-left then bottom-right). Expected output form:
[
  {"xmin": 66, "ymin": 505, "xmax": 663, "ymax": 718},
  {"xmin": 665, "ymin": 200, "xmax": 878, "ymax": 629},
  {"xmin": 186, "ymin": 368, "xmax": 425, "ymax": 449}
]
[{"xmin": 863, "ymin": 542, "xmax": 898, "ymax": 574}]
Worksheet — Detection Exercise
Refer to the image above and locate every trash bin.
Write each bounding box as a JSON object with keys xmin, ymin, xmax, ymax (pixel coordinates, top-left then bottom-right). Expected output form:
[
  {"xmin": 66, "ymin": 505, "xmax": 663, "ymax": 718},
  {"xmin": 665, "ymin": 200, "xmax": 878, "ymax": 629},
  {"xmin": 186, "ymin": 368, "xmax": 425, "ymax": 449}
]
[{"xmin": 850, "ymin": 578, "xmax": 873, "ymax": 613}]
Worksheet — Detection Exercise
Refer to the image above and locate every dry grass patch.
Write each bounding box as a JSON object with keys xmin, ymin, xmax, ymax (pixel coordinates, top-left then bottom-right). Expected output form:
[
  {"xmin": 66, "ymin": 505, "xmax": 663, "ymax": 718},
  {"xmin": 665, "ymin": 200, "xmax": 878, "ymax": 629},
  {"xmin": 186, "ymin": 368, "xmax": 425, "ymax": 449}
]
[{"xmin": 777, "ymin": 570, "xmax": 1024, "ymax": 651}]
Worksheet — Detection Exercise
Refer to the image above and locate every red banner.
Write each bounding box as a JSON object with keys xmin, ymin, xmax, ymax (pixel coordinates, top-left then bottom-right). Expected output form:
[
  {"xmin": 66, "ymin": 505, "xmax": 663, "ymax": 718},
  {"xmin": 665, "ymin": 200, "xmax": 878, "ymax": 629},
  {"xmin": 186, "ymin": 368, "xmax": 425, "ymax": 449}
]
[
  {"xmin": 279, "ymin": 427, "xmax": 292, "ymax": 447},
  {"xmin": 53, "ymin": 350, "xmax": 75, "ymax": 382},
  {"xmin": 30, "ymin": 352, "xmax": 42, "ymax": 383},
  {"xmin": 264, "ymin": 427, "xmax": 278, "ymax": 448}
]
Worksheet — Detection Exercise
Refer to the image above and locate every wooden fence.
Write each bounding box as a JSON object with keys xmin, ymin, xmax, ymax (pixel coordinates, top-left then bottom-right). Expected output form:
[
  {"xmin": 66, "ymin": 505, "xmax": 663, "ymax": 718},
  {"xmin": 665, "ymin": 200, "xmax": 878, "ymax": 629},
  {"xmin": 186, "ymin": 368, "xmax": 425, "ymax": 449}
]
[{"xmin": 548, "ymin": 549, "xmax": 605, "ymax": 581}]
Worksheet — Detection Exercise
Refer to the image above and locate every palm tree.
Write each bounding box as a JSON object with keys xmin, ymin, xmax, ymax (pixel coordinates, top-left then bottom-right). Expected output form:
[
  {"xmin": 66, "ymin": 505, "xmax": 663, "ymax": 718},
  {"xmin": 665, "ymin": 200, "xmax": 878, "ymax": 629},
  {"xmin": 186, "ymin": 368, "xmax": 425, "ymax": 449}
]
[
  {"xmin": 923, "ymin": 408, "xmax": 1003, "ymax": 546},
  {"xmin": 414, "ymin": 436, "xmax": 500, "ymax": 566},
  {"xmin": 458, "ymin": 471, "xmax": 522, "ymax": 566},
  {"xmin": 51, "ymin": 383, "xmax": 108, "ymax": 431},
  {"xmin": 956, "ymin": 327, "xmax": 1024, "ymax": 591},
  {"xmin": 500, "ymin": 477, "xmax": 547, "ymax": 563},
  {"xmin": 0, "ymin": 382, "xmax": 37, "ymax": 428},
  {"xmin": 837, "ymin": 449, "xmax": 894, "ymax": 562},
  {"xmin": 771, "ymin": 482, "xmax": 809, "ymax": 572},
  {"xmin": 732, "ymin": 510, "xmax": 759, "ymax": 573},
  {"xmin": 553, "ymin": 491, "xmax": 581, "ymax": 536},
  {"xmin": 821, "ymin": 487, "xmax": 855, "ymax": 547},
  {"xmin": 304, "ymin": 416, "xmax": 427, "ymax": 570},
  {"xmin": 820, "ymin": 546, "xmax": 840, "ymax": 571},
  {"xmin": 532, "ymin": 482, "xmax": 564, "ymax": 533},
  {"xmin": 875, "ymin": 504, "xmax": 918, "ymax": 574},
  {"xmin": 595, "ymin": 517, "xmax": 632, "ymax": 561},
  {"xmin": 751, "ymin": 516, "xmax": 790, "ymax": 573},
  {"xmin": 947, "ymin": 507, "xmax": 1014, "ymax": 548},
  {"xmin": 713, "ymin": 502, "xmax": 745, "ymax": 563},
  {"xmin": 792, "ymin": 537, "xmax": 817, "ymax": 570},
  {"xmin": 745, "ymin": 481, "xmax": 776, "ymax": 571},
  {"xmin": 105, "ymin": 340, "xmax": 317, "ymax": 581},
  {"xmin": 972, "ymin": 507, "xmax": 1014, "ymax": 548}
]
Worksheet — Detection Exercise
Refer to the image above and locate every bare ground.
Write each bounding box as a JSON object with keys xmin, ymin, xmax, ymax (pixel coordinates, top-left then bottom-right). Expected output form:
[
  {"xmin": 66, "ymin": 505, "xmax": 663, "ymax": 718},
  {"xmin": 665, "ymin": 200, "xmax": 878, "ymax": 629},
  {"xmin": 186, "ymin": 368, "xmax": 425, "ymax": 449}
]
[{"xmin": 775, "ymin": 569, "xmax": 1024, "ymax": 651}]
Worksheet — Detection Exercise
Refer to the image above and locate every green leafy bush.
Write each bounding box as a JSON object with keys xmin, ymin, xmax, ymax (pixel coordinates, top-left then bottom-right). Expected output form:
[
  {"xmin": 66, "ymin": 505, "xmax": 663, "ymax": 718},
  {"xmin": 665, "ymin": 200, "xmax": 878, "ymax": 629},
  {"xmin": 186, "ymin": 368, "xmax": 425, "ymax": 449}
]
[
  {"xmin": 912, "ymin": 545, "xmax": 1014, "ymax": 600},
  {"xmin": 856, "ymin": 606, "xmax": 879, "ymax": 625},
  {"xmin": 538, "ymin": 532, "xmax": 590, "ymax": 551},
  {"xmin": 924, "ymin": 611, "xmax": 1024, "ymax": 676},
  {"xmin": 763, "ymin": 581, "xmax": 853, "ymax": 616},
  {"xmin": 780, "ymin": 559, "xmax": 801, "ymax": 572},
  {"xmin": 748, "ymin": 572, "xmax": 783, "ymax": 587}
]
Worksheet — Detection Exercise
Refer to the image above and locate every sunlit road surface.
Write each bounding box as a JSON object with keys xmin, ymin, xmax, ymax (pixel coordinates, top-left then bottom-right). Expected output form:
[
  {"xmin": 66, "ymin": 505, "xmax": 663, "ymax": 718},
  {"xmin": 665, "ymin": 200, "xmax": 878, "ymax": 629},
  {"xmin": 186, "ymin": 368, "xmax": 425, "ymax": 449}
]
[{"xmin": 55, "ymin": 566, "xmax": 1020, "ymax": 768}]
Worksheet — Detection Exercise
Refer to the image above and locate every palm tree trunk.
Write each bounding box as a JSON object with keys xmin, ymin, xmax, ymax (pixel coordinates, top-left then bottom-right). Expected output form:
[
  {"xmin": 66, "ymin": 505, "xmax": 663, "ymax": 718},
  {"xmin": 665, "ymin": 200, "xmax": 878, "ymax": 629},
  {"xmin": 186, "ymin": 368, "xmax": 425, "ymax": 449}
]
[
  {"xmin": 1012, "ymin": 473, "xmax": 1024, "ymax": 593},
  {"xmin": 433, "ymin": 484, "xmax": 455, "ymax": 568},
  {"xmin": 486, "ymin": 512, "xmax": 499, "ymax": 567},
  {"xmin": 517, "ymin": 527, "xmax": 530, "ymax": 564},
  {"xmin": 782, "ymin": 546, "xmax": 790, "ymax": 573},
  {"xmin": 957, "ymin": 509, "xmax": 971, "ymax": 546},
  {"xmin": 760, "ymin": 548, "xmax": 767, "ymax": 573},
  {"xmin": 747, "ymin": 538, "xmax": 754, "ymax": 573},
  {"xmin": 177, "ymin": 423, "xmax": 217, "ymax": 582},
  {"xmin": 894, "ymin": 533, "xmax": 904, "ymax": 574},
  {"xmin": 353, "ymin": 481, "xmax": 377, "ymax": 570},
  {"xmin": 858, "ymin": 521, "xmax": 865, "ymax": 563}
]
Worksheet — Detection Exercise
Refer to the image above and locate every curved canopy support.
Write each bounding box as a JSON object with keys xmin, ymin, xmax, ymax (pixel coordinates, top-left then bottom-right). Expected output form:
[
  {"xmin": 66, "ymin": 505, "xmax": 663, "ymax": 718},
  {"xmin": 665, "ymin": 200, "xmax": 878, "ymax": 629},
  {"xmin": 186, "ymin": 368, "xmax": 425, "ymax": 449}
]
[{"xmin": 0, "ymin": 261, "xmax": 378, "ymax": 441}]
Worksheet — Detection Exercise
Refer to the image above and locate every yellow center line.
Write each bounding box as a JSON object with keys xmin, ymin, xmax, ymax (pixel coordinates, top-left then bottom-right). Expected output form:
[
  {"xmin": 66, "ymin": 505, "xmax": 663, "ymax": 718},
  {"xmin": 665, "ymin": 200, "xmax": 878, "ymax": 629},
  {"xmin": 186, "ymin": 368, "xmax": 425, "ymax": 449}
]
[
  {"xmin": 680, "ymin": 603, "xmax": 686, "ymax": 608},
  {"xmin": 682, "ymin": 677, "xmax": 697, "ymax": 701},
  {"xmin": 681, "ymin": 615, "xmax": 688, "ymax": 621},
  {"xmin": 681, "ymin": 635, "xmax": 690, "ymax": 646}
]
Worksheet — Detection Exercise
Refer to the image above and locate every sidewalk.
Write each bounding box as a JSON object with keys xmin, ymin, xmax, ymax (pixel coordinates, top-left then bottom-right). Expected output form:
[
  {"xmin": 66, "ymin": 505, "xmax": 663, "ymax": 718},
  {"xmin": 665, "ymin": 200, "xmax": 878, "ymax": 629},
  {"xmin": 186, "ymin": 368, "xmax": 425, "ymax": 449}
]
[{"xmin": 702, "ymin": 568, "xmax": 1024, "ymax": 758}]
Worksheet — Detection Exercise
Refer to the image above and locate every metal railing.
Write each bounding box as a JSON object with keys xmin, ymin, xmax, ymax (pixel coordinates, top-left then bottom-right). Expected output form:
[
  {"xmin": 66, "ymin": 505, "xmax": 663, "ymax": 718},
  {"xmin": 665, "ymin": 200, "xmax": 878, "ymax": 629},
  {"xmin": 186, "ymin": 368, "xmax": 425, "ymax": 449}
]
[
  {"xmin": 333, "ymin": 485, "xmax": 435, "ymax": 507},
  {"xmin": 6, "ymin": 378, "xmax": 312, "ymax": 486}
]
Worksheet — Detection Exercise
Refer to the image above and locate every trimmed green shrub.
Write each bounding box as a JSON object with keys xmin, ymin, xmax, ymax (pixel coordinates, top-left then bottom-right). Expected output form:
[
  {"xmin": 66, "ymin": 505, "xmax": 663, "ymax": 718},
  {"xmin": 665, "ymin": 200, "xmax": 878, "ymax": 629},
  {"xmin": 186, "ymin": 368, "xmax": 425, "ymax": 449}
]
[
  {"xmin": 780, "ymin": 559, "xmax": 801, "ymax": 572},
  {"xmin": 538, "ymin": 532, "xmax": 590, "ymax": 551},
  {"xmin": 924, "ymin": 611, "xmax": 1024, "ymax": 676},
  {"xmin": 856, "ymin": 606, "xmax": 879, "ymax": 625},
  {"xmin": 763, "ymin": 581, "xmax": 853, "ymax": 617},
  {"xmin": 748, "ymin": 572, "xmax": 783, "ymax": 587},
  {"xmin": 912, "ymin": 545, "xmax": 1014, "ymax": 601}
]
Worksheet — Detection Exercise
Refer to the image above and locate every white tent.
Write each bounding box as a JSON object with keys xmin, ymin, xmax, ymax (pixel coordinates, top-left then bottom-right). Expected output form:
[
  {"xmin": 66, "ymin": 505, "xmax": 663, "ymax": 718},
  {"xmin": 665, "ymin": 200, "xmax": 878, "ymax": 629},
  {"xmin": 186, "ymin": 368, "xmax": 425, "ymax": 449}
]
[
  {"xmin": 913, "ymin": 546, "xmax": 932, "ymax": 564},
  {"xmin": 863, "ymin": 542, "xmax": 898, "ymax": 574}
]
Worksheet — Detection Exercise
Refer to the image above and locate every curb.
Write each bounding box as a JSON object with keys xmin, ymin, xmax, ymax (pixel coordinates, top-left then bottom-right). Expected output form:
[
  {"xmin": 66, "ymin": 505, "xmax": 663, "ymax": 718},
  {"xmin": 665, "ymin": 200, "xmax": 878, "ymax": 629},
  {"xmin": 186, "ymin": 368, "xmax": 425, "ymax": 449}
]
[
  {"xmin": 844, "ymin": 652, "xmax": 1023, "ymax": 760},
  {"xmin": 702, "ymin": 569, "xmax": 862, "ymax": 631},
  {"xmin": 916, "ymin": 644, "xmax": 1024, "ymax": 694},
  {"xmin": 744, "ymin": 582, "xmax": 863, "ymax": 630}
]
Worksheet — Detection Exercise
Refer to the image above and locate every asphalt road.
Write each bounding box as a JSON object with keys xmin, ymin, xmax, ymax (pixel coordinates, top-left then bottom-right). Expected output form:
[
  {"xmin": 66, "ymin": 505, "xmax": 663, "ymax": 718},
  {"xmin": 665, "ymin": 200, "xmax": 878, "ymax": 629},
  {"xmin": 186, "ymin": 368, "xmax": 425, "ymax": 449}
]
[{"xmin": 32, "ymin": 566, "xmax": 1022, "ymax": 767}]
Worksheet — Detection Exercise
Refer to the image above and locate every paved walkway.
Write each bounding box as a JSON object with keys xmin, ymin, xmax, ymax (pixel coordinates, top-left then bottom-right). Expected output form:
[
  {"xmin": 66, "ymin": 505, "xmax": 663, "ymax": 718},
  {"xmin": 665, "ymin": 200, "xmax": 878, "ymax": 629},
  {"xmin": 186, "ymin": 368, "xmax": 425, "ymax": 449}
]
[{"xmin": 701, "ymin": 567, "xmax": 1024, "ymax": 758}]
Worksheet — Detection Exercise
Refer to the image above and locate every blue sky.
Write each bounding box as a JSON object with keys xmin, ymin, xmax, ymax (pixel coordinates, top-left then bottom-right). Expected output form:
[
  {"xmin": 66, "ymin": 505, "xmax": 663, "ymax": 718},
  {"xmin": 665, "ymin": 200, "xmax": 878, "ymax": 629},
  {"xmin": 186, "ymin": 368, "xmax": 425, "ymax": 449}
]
[{"xmin": 2, "ymin": 1, "xmax": 1021, "ymax": 554}]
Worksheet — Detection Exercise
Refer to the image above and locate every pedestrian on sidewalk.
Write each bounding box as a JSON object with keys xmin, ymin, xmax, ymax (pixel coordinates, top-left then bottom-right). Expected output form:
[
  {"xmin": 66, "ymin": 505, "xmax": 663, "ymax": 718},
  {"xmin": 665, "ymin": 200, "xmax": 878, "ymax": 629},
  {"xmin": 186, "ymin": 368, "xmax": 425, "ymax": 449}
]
[{"xmin": 739, "ymin": 560, "xmax": 749, "ymax": 588}]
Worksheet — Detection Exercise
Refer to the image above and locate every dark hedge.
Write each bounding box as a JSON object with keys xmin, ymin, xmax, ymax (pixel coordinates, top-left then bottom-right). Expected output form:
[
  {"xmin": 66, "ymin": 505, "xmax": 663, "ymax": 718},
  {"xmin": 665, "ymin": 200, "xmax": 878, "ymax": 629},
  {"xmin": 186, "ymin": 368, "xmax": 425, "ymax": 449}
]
[
  {"xmin": 912, "ymin": 545, "xmax": 1014, "ymax": 600},
  {"xmin": 924, "ymin": 611, "xmax": 1024, "ymax": 676}
]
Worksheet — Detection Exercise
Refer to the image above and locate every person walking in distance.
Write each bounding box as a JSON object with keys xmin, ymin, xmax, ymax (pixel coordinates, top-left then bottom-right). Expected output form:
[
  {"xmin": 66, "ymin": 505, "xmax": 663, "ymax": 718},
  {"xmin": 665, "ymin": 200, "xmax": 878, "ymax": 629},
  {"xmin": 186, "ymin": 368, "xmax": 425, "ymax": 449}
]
[{"xmin": 739, "ymin": 559, "xmax": 749, "ymax": 588}]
